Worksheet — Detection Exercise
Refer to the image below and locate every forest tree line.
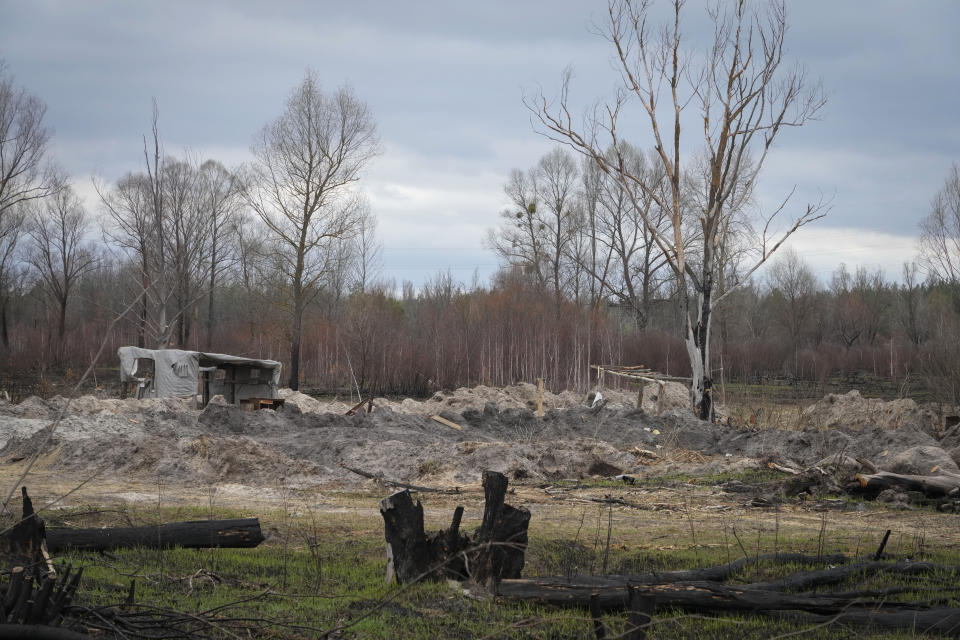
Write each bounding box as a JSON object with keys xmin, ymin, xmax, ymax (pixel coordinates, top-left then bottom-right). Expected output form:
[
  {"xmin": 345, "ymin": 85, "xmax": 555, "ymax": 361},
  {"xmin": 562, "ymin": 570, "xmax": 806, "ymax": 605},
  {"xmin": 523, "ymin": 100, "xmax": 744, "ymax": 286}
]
[{"xmin": 2, "ymin": 0, "xmax": 960, "ymax": 407}]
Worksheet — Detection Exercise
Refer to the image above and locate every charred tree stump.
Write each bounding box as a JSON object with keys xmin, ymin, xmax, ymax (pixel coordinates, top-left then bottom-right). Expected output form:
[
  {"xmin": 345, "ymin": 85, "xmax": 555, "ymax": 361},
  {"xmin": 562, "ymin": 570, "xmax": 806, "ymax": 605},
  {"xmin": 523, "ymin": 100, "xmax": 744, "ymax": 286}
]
[
  {"xmin": 379, "ymin": 470, "xmax": 529, "ymax": 585},
  {"xmin": 0, "ymin": 565, "xmax": 83, "ymax": 626},
  {"xmin": 471, "ymin": 470, "xmax": 530, "ymax": 586},
  {"xmin": 45, "ymin": 518, "xmax": 264, "ymax": 552},
  {"xmin": 381, "ymin": 490, "xmax": 433, "ymax": 584},
  {"xmin": 0, "ymin": 488, "xmax": 48, "ymax": 574}
]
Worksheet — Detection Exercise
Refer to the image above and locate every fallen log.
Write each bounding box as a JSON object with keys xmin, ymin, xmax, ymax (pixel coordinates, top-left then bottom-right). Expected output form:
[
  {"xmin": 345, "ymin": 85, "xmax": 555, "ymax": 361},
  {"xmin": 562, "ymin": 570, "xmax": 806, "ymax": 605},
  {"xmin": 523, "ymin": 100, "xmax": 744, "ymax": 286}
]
[
  {"xmin": 0, "ymin": 624, "xmax": 92, "ymax": 639},
  {"xmin": 45, "ymin": 519, "xmax": 264, "ymax": 552},
  {"xmin": 748, "ymin": 559, "xmax": 960, "ymax": 592},
  {"xmin": 855, "ymin": 471, "xmax": 960, "ymax": 497},
  {"xmin": 777, "ymin": 608, "xmax": 960, "ymax": 635},
  {"xmin": 496, "ymin": 578, "xmax": 881, "ymax": 614}
]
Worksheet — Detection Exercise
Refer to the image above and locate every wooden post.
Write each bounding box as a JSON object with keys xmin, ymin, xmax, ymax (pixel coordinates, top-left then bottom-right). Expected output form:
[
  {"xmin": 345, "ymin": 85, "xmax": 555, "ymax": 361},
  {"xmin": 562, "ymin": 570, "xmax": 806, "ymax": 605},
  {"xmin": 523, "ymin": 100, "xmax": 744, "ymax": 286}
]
[{"xmin": 537, "ymin": 378, "xmax": 544, "ymax": 417}]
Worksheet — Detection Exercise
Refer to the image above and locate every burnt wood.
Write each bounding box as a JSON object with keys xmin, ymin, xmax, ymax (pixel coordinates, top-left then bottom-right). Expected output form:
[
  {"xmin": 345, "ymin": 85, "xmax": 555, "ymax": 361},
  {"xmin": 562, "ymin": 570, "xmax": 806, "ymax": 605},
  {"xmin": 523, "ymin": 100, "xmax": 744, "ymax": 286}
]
[
  {"xmin": 45, "ymin": 518, "xmax": 264, "ymax": 552},
  {"xmin": 379, "ymin": 470, "xmax": 529, "ymax": 585}
]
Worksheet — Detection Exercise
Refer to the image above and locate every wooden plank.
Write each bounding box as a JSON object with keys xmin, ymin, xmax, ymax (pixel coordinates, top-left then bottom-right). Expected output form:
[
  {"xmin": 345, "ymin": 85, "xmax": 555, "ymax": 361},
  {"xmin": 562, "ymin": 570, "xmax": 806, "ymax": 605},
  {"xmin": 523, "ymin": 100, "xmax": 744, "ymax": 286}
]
[
  {"xmin": 537, "ymin": 378, "xmax": 544, "ymax": 417},
  {"xmin": 431, "ymin": 415, "xmax": 462, "ymax": 430}
]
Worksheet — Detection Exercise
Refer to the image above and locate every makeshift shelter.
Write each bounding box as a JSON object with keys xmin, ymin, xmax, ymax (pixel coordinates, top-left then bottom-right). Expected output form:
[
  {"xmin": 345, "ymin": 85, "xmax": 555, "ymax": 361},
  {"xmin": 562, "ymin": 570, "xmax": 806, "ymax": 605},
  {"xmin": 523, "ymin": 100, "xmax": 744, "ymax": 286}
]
[{"xmin": 117, "ymin": 347, "xmax": 282, "ymax": 407}]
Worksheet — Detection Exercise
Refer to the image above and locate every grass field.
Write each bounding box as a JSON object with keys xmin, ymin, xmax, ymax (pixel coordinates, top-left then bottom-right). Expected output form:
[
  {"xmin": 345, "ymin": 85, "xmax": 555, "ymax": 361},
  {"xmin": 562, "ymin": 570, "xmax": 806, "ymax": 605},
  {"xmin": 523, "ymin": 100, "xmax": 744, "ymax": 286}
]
[{"xmin": 31, "ymin": 474, "xmax": 960, "ymax": 639}]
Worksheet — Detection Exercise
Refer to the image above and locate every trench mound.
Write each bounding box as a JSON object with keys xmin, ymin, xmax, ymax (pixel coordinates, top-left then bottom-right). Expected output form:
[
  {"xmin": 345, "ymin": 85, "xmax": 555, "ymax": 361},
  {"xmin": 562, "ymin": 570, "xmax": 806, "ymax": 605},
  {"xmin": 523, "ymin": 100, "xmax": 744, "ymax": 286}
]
[{"xmin": 1, "ymin": 387, "xmax": 955, "ymax": 492}]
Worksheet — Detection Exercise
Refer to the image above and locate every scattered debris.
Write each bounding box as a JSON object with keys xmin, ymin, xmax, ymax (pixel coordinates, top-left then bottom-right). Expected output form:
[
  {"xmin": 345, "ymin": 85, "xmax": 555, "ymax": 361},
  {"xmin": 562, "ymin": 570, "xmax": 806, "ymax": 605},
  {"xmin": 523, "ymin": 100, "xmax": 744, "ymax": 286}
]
[{"xmin": 430, "ymin": 415, "xmax": 463, "ymax": 431}]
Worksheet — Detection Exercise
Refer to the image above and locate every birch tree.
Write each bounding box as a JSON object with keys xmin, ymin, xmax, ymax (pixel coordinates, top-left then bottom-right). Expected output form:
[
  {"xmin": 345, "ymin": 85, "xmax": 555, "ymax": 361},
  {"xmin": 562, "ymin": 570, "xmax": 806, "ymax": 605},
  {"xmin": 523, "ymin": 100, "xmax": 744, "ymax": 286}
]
[
  {"xmin": 529, "ymin": 0, "xmax": 827, "ymax": 419},
  {"xmin": 246, "ymin": 71, "xmax": 380, "ymax": 390}
]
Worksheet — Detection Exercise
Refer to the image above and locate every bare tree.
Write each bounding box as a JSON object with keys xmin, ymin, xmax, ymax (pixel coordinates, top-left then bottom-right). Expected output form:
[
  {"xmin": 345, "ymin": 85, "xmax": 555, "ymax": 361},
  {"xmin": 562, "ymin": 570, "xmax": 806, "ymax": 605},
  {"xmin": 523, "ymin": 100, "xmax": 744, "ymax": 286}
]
[
  {"xmin": 488, "ymin": 168, "xmax": 546, "ymax": 288},
  {"xmin": 351, "ymin": 199, "xmax": 382, "ymax": 294},
  {"xmin": 245, "ymin": 71, "xmax": 380, "ymax": 390},
  {"xmin": 26, "ymin": 184, "xmax": 97, "ymax": 342},
  {"xmin": 162, "ymin": 155, "xmax": 209, "ymax": 346},
  {"xmin": 589, "ymin": 142, "xmax": 672, "ymax": 329},
  {"xmin": 852, "ymin": 265, "xmax": 887, "ymax": 346},
  {"xmin": 99, "ymin": 104, "xmax": 242, "ymax": 350},
  {"xmin": 0, "ymin": 203, "xmax": 25, "ymax": 348},
  {"xmin": 830, "ymin": 263, "xmax": 864, "ymax": 348},
  {"xmin": 489, "ymin": 149, "xmax": 581, "ymax": 300},
  {"xmin": 198, "ymin": 159, "xmax": 243, "ymax": 351},
  {"xmin": 0, "ymin": 62, "xmax": 57, "ymax": 348},
  {"xmin": 767, "ymin": 247, "xmax": 817, "ymax": 348},
  {"xmin": 529, "ymin": 0, "xmax": 827, "ymax": 418},
  {"xmin": 537, "ymin": 148, "xmax": 580, "ymax": 300},
  {"xmin": 898, "ymin": 262, "xmax": 926, "ymax": 346},
  {"xmin": 0, "ymin": 62, "xmax": 55, "ymax": 217},
  {"xmin": 97, "ymin": 172, "xmax": 153, "ymax": 347},
  {"xmin": 919, "ymin": 163, "xmax": 960, "ymax": 291}
]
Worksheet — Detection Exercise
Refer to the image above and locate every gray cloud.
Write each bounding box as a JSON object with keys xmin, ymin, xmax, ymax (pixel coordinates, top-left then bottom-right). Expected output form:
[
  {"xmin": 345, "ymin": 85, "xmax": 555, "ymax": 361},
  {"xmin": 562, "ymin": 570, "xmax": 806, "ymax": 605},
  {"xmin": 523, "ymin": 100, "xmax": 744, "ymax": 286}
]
[{"xmin": 1, "ymin": 0, "xmax": 956, "ymax": 285}]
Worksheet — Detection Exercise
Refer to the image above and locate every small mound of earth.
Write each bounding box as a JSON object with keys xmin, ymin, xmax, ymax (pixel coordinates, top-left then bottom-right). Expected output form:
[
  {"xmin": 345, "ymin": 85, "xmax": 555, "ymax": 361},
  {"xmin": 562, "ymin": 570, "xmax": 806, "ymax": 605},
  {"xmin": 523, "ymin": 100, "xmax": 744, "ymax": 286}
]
[
  {"xmin": 799, "ymin": 390, "xmax": 939, "ymax": 434},
  {"xmin": 372, "ymin": 382, "xmax": 640, "ymax": 415},
  {"xmin": 0, "ymin": 427, "xmax": 60, "ymax": 460},
  {"xmin": 57, "ymin": 433, "xmax": 319, "ymax": 486},
  {"xmin": 640, "ymin": 381, "xmax": 690, "ymax": 414},
  {"xmin": 278, "ymin": 389, "xmax": 352, "ymax": 415},
  {"xmin": 0, "ymin": 395, "xmax": 57, "ymax": 420},
  {"xmin": 885, "ymin": 445, "xmax": 960, "ymax": 475}
]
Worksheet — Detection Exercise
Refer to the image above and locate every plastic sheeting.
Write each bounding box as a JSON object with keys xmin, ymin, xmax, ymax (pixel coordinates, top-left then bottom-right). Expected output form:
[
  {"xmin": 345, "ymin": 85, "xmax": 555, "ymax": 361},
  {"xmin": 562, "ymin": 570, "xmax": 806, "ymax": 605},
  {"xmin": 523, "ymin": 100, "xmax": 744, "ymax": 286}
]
[{"xmin": 117, "ymin": 347, "xmax": 282, "ymax": 399}]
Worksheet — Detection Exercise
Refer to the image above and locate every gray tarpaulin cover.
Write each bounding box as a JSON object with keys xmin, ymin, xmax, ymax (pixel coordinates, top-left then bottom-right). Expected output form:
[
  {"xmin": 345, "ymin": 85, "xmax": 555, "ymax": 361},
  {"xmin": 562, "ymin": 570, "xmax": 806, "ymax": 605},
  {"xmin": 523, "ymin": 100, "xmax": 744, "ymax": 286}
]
[{"xmin": 117, "ymin": 347, "xmax": 282, "ymax": 398}]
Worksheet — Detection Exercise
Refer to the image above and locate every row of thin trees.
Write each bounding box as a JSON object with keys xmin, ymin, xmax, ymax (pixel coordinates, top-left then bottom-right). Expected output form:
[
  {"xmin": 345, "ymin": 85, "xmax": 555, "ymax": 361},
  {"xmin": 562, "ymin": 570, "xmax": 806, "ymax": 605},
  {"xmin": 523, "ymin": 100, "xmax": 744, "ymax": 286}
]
[
  {"xmin": 3, "ymin": 0, "xmax": 960, "ymax": 408},
  {"xmin": 4, "ymin": 237, "xmax": 960, "ymax": 401}
]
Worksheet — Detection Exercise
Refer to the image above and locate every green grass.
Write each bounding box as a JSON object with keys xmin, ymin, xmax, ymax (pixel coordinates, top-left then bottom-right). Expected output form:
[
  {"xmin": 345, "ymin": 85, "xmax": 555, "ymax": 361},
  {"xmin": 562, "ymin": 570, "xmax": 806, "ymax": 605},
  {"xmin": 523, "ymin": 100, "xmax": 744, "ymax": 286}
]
[
  {"xmin": 37, "ymin": 497, "xmax": 960, "ymax": 639},
  {"xmin": 546, "ymin": 467, "xmax": 786, "ymax": 490}
]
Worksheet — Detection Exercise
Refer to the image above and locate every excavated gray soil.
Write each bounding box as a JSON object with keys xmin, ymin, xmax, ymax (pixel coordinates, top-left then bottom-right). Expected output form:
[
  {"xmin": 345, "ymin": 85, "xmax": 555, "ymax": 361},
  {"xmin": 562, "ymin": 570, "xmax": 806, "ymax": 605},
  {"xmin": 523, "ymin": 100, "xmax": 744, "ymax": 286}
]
[{"xmin": 0, "ymin": 384, "xmax": 954, "ymax": 490}]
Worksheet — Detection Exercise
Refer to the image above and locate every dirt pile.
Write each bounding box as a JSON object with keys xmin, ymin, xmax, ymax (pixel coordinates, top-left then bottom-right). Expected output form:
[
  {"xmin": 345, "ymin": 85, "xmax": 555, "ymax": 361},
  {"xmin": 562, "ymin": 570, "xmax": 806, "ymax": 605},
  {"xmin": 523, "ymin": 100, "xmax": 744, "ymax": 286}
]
[
  {"xmin": 2, "ymin": 385, "xmax": 957, "ymax": 492},
  {"xmin": 640, "ymin": 381, "xmax": 690, "ymax": 414},
  {"xmin": 279, "ymin": 389, "xmax": 352, "ymax": 415},
  {"xmin": 798, "ymin": 390, "xmax": 940, "ymax": 434},
  {"xmin": 373, "ymin": 383, "xmax": 640, "ymax": 415}
]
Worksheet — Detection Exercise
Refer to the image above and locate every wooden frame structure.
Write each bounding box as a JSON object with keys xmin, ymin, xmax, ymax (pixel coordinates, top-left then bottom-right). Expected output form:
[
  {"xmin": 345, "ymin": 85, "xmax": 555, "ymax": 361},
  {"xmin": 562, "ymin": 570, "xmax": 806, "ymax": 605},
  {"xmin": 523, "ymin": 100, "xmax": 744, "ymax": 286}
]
[{"xmin": 591, "ymin": 364, "xmax": 690, "ymax": 412}]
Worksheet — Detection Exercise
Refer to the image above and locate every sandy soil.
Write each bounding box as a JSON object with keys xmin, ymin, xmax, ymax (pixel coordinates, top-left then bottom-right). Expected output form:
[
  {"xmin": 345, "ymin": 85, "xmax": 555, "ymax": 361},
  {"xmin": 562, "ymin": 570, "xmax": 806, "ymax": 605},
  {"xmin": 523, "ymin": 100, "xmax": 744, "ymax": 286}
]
[{"xmin": 0, "ymin": 382, "xmax": 955, "ymax": 504}]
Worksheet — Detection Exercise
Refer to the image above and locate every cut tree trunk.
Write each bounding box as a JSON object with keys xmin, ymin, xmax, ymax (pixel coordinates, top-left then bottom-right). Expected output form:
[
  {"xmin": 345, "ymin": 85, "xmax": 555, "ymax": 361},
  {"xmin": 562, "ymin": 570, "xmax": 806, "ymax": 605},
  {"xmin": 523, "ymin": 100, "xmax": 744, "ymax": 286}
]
[
  {"xmin": 45, "ymin": 518, "xmax": 264, "ymax": 552},
  {"xmin": 379, "ymin": 470, "xmax": 529, "ymax": 585}
]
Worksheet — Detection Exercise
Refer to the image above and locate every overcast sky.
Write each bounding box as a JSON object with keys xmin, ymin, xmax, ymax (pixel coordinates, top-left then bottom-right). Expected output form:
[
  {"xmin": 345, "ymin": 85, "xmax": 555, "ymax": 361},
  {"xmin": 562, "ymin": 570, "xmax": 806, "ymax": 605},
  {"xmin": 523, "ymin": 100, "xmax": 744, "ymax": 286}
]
[{"xmin": 2, "ymin": 1, "xmax": 958, "ymax": 286}]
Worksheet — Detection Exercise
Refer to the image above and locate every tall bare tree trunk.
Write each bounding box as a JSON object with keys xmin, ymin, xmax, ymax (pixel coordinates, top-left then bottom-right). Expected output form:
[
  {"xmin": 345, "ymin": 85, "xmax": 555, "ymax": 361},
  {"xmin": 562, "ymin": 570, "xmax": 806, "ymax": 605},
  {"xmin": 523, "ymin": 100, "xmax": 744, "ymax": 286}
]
[
  {"xmin": 1, "ymin": 303, "xmax": 8, "ymax": 348},
  {"xmin": 206, "ymin": 237, "xmax": 217, "ymax": 351},
  {"xmin": 57, "ymin": 297, "xmax": 66, "ymax": 340},
  {"xmin": 137, "ymin": 270, "xmax": 147, "ymax": 348},
  {"xmin": 289, "ymin": 267, "xmax": 304, "ymax": 390}
]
